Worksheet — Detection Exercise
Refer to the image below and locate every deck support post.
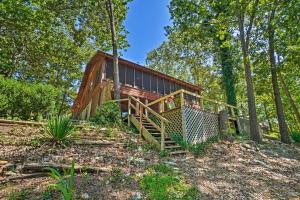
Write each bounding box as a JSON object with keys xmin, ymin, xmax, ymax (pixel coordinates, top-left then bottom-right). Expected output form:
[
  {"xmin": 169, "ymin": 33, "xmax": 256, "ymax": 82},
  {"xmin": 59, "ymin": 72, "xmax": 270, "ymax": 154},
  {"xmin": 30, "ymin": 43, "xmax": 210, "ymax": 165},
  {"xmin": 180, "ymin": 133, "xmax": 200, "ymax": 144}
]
[
  {"xmin": 219, "ymin": 110, "xmax": 229, "ymax": 135},
  {"xmin": 180, "ymin": 91, "xmax": 187, "ymax": 141}
]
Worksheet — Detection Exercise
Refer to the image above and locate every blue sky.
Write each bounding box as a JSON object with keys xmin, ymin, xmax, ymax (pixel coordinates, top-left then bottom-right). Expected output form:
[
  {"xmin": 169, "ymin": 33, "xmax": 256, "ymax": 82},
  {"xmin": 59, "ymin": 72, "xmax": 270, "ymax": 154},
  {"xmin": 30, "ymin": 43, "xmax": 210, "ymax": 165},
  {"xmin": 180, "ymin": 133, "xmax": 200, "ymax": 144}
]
[{"xmin": 121, "ymin": 0, "xmax": 171, "ymax": 65}]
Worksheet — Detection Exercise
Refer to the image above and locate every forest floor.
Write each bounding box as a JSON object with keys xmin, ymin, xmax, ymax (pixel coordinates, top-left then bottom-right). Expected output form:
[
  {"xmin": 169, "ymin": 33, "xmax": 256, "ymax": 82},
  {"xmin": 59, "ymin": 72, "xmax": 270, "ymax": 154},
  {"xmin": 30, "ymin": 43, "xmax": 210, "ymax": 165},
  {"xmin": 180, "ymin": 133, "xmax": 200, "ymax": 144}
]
[{"xmin": 0, "ymin": 123, "xmax": 299, "ymax": 200}]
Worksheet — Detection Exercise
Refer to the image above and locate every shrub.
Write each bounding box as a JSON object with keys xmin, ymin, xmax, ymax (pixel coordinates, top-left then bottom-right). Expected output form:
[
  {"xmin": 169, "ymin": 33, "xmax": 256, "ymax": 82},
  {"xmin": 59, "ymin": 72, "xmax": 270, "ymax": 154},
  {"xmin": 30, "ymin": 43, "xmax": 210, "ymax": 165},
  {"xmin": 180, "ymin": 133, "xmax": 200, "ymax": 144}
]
[
  {"xmin": 90, "ymin": 101, "xmax": 122, "ymax": 126},
  {"xmin": 0, "ymin": 76, "xmax": 61, "ymax": 120},
  {"xmin": 44, "ymin": 115, "xmax": 75, "ymax": 142},
  {"xmin": 290, "ymin": 132, "xmax": 300, "ymax": 143},
  {"xmin": 46, "ymin": 160, "xmax": 76, "ymax": 200}
]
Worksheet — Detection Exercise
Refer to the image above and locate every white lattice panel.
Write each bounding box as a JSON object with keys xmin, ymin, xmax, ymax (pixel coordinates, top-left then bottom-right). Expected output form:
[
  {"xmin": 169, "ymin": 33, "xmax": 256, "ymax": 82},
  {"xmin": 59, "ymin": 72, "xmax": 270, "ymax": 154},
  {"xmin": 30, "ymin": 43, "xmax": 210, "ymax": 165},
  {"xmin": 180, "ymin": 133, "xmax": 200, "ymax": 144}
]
[
  {"xmin": 183, "ymin": 106, "xmax": 219, "ymax": 144},
  {"xmin": 162, "ymin": 108, "xmax": 182, "ymax": 137}
]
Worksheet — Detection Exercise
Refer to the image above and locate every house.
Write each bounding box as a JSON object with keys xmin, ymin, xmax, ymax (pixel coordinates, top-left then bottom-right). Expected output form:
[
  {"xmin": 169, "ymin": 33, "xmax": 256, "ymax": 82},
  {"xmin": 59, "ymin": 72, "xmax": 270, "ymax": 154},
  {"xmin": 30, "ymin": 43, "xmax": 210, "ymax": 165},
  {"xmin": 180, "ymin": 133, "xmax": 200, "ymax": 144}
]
[
  {"xmin": 72, "ymin": 51, "xmax": 244, "ymax": 154},
  {"xmin": 72, "ymin": 51, "xmax": 203, "ymax": 120}
]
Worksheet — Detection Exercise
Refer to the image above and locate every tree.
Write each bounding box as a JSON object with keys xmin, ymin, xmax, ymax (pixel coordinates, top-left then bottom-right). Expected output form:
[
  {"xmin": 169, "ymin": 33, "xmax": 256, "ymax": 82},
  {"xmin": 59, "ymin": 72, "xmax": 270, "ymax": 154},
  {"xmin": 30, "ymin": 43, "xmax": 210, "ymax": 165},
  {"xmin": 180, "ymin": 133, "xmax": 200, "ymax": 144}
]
[
  {"xmin": 267, "ymin": 1, "xmax": 291, "ymax": 144},
  {"xmin": 0, "ymin": 0, "xmax": 130, "ymax": 113},
  {"xmin": 236, "ymin": 0, "xmax": 261, "ymax": 142},
  {"xmin": 106, "ymin": 0, "xmax": 121, "ymax": 102}
]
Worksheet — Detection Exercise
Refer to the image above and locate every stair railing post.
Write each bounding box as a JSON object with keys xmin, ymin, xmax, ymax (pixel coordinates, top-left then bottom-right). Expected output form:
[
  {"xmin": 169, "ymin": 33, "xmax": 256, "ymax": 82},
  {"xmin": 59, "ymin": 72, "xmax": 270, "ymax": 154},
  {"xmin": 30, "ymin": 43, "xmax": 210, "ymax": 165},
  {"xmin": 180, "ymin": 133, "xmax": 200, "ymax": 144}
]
[
  {"xmin": 145, "ymin": 99, "xmax": 149, "ymax": 117},
  {"xmin": 139, "ymin": 105, "xmax": 143, "ymax": 142},
  {"xmin": 161, "ymin": 121, "xmax": 165, "ymax": 151},
  {"xmin": 128, "ymin": 98, "xmax": 131, "ymax": 127}
]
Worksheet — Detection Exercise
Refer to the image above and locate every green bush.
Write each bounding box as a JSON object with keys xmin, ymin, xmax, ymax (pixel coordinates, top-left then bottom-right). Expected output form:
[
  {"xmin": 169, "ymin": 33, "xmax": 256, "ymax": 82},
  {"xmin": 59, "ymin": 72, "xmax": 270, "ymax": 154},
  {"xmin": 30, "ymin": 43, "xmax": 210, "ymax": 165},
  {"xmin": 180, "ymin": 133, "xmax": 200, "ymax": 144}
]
[
  {"xmin": 90, "ymin": 101, "xmax": 122, "ymax": 126},
  {"xmin": 0, "ymin": 76, "xmax": 61, "ymax": 120},
  {"xmin": 290, "ymin": 132, "xmax": 300, "ymax": 143},
  {"xmin": 46, "ymin": 160, "xmax": 76, "ymax": 200},
  {"xmin": 44, "ymin": 115, "xmax": 75, "ymax": 142}
]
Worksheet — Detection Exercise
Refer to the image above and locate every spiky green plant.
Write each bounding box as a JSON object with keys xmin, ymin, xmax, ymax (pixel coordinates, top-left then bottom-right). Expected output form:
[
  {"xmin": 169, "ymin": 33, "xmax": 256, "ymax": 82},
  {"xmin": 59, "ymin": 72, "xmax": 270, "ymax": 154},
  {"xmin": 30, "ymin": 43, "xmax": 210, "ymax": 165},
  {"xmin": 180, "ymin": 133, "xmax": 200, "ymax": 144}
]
[
  {"xmin": 46, "ymin": 160, "xmax": 76, "ymax": 200},
  {"xmin": 44, "ymin": 115, "xmax": 75, "ymax": 142}
]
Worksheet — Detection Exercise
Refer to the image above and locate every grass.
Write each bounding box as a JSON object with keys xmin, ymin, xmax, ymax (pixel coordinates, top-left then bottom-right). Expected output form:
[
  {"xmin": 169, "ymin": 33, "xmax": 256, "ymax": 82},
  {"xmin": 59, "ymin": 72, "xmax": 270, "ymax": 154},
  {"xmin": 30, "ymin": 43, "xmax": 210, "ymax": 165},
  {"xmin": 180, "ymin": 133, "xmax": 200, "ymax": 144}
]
[
  {"xmin": 44, "ymin": 115, "xmax": 75, "ymax": 142},
  {"xmin": 139, "ymin": 163, "xmax": 201, "ymax": 200}
]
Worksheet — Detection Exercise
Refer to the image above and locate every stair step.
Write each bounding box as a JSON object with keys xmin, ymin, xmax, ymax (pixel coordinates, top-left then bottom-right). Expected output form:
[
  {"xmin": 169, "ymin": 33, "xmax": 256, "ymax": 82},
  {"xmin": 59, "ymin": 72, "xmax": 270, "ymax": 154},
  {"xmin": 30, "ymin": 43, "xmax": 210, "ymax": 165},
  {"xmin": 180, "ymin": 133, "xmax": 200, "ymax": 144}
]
[
  {"xmin": 164, "ymin": 141, "xmax": 176, "ymax": 144},
  {"xmin": 169, "ymin": 150, "xmax": 188, "ymax": 155},
  {"xmin": 147, "ymin": 129, "xmax": 159, "ymax": 133},
  {"xmin": 151, "ymin": 132, "xmax": 161, "ymax": 135}
]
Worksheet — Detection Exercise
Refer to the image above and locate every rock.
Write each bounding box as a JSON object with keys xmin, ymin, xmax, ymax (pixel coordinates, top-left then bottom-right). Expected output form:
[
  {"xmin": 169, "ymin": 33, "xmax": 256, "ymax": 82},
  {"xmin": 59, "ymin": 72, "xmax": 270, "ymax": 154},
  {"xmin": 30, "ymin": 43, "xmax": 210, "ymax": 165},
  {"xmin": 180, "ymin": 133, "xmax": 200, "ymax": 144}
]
[
  {"xmin": 0, "ymin": 160, "xmax": 8, "ymax": 165},
  {"xmin": 81, "ymin": 193, "xmax": 90, "ymax": 199},
  {"xmin": 242, "ymin": 143, "xmax": 252, "ymax": 149},
  {"xmin": 130, "ymin": 192, "xmax": 142, "ymax": 200}
]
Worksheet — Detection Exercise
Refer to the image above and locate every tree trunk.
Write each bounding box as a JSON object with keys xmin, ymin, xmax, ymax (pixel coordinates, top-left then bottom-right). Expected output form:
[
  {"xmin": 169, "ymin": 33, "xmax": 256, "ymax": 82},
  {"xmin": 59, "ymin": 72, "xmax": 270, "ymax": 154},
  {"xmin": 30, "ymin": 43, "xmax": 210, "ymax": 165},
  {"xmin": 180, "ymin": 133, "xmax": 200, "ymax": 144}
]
[
  {"xmin": 107, "ymin": 0, "xmax": 121, "ymax": 103},
  {"xmin": 268, "ymin": 6, "xmax": 291, "ymax": 144},
  {"xmin": 263, "ymin": 102, "xmax": 273, "ymax": 132},
  {"xmin": 237, "ymin": 4, "xmax": 261, "ymax": 142},
  {"xmin": 278, "ymin": 72, "xmax": 300, "ymax": 126},
  {"xmin": 217, "ymin": 35, "xmax": 237, "ymax": 108}
]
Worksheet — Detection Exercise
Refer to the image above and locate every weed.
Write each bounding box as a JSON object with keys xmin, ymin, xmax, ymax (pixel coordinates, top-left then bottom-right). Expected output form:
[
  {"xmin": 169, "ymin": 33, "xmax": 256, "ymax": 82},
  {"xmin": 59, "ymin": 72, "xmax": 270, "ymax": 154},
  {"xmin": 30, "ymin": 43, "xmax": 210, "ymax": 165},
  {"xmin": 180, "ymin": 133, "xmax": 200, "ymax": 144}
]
[
  {"xmin": 291, "ymin": 132, "xmax": 300, "ymax": 143},
  {"xmin": 46, "ymin": 160, "xmax": 76, "ymax": 200},
  {"xmin": 142, "ymin": 143, "xmax": 156, "ymax": 152},
  {"xmin": 171, "ymin": 134, "xmax": 219, "ymax": 155},
  {"xmin": 110, "ymin": 168, "xmax": 124, "ymax": 183},
  {"xmin": 159, "ymin": 150, "xmax": 169, "ymax": 157},
  {"xmin": 104, "ymin": 127, "xmax": 116, "ymax": 138},
  {"xmin": 9, "ymin": 189, "xmax": 32, "ymax": 200},
  {"xmin": 234, "ymin": 132, "xmax": 250, "ymax": 141},
  {"xmin": 44, "ymin": 115, "xmax": 75, "ymax": 143},
  {"xmin": 125, "ymin": 139, "xmax": 139, "ymax": 150},
  {"xmin": 140, "ymin": 164, "xmax": 201, "ymax": 200}
]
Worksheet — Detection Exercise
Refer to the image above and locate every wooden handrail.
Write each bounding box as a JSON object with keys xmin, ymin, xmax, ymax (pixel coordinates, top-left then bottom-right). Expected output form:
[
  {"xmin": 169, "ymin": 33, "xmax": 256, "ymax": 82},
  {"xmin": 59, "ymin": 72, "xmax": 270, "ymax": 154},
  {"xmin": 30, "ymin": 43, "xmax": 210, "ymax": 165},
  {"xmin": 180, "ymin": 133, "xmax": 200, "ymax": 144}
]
[
  {"xmin": 129, "ymin": 96, "xmax": 169, "ymax": 123},
  {"xmin": 146, "ymin": 89, "xmax": 183, "ymax": 107},
  {"xmin": 145, "ymin": 89, "xmax": 247, "ymax": 118}
]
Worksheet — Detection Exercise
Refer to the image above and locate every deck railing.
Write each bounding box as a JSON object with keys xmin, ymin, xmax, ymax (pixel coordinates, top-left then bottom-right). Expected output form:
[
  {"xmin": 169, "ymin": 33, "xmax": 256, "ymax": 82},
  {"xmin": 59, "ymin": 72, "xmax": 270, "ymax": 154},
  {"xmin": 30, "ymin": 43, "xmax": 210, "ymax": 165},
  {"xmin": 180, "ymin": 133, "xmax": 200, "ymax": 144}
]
[{"xmin": 146, "ymin": 89, "xmax": 246, "ymax": 119}]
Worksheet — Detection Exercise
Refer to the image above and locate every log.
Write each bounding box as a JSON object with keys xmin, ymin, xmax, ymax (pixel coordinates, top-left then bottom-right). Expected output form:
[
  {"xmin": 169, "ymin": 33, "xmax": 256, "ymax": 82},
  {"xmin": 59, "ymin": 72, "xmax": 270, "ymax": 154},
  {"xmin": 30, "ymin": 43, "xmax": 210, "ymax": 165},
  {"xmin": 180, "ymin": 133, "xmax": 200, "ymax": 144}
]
[
  {"xmin": 0, "ymin": 173, "xmax": 48, "ymax": 184},
  {"xmin": 73, "ymin": 140, "xmax": 124, "ymax": 146},
  {"xmin": 20, "ymin": 162, "xmax": 111, "ymax": 174}
]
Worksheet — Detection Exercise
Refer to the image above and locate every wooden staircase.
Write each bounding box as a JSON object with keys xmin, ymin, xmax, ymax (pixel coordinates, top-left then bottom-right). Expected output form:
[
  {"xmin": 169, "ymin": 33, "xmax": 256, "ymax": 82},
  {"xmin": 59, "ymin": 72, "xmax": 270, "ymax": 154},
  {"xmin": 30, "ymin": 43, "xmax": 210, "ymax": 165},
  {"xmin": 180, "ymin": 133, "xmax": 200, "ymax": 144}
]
[
  {"xmin": 127, "ymin": 96, "xmax": 187, "ymax": 156},
  {"xmin": 134, "ymin": 115, "xmax": 187, "ymax": 155}
]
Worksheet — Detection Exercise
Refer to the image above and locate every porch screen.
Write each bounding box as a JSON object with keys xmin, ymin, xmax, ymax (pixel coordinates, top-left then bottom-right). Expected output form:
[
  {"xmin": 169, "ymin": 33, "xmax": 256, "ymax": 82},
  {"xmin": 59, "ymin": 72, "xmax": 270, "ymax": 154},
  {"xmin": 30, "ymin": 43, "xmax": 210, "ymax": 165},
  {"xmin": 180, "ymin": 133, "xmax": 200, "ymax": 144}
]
[
  {"xmin": 135, "ymin": 70, "xmax": 143, "ymax": 88},
  {"xmin": 158, "ymin": 78, "xmax": 164, "ymax": 94},
  {"xmin": 151, "ymin": 75, "xmax": 158, "ymax": 93},
  {"xmin": 126, "ymin": 67, "xmax": 134, "ymax": 86},
  {"xmin": 143, "ymin": 73, "xmax": 151, "ymax": 91}
]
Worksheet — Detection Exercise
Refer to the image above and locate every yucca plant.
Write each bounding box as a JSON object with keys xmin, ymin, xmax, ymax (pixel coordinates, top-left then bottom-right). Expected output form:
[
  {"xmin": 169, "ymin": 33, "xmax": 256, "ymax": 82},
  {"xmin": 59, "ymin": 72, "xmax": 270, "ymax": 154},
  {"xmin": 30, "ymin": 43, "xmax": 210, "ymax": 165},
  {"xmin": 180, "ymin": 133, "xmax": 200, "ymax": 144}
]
[
  {"xmin": 46, "ymin": 160, "xmax": 76, "ymax": 200},
  {"xmin": 44, "ymin": 115, "xmax": 75, "ymax": 142}
]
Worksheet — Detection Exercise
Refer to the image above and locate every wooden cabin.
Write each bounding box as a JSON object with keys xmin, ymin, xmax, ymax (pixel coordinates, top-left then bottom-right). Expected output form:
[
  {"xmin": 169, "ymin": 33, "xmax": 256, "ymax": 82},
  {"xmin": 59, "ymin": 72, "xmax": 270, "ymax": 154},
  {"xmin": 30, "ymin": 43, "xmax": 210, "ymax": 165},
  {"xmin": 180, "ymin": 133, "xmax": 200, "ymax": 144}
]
[
  {"xmin": 72, "ymin": 51, "xmax": 246, "ymax": 153},
  {"xmin": 72, "ymin": 51, "xmax": 203, "ymax": 120}
]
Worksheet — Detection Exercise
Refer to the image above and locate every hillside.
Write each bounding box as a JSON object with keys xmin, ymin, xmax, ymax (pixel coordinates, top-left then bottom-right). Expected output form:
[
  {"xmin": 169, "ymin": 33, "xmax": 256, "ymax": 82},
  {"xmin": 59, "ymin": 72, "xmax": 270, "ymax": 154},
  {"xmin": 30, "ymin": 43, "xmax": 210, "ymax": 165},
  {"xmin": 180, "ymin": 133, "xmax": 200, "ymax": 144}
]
[{"xmin": 0, "ymin": 123, "xmax": 299, "ymax": 200}]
